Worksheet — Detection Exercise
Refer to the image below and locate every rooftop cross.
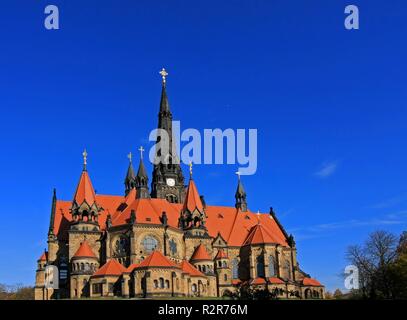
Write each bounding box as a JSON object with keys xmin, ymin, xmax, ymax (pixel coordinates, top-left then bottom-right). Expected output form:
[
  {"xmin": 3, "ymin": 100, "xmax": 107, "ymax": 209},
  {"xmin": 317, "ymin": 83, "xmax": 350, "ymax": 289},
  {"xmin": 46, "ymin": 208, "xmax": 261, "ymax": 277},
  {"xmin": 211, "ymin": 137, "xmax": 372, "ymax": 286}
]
[
  {"xmin": 127, "ymin": 152, "xmax": 132, "ymax": 163},
  {"xmin": 159, "ymin": 68, "xmax": 168, "ymax": 84},
  {"xmin": 189, "ymin": 161, "xmax": 193, "ymax": 178},
  {"xmin": 82, "ymin": 149, "xmax": 88, "ymax": 170},
  {"xmin": 138, "ymin": 146, "xmax": 145, "ymax": 160},
  {"xmin": 235, "ymin": 171, "xmax": 241, "ymax": 181}
]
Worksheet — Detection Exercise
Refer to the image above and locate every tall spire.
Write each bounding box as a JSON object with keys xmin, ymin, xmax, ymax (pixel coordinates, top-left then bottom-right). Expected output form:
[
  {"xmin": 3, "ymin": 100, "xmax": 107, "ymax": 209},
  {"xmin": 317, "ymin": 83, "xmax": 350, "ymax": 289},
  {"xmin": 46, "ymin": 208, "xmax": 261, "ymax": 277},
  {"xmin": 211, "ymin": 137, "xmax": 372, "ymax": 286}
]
[
  {"xmin": 235, "ymin": 171, "xmax": 247, "ymax": 212},
  {"xmin": 82, "ymin": 149, "xmax": 88, "ymax": 171},
  {"xmin": 151, "ymin": 68, "xmax": 185, "ymax": 203},
  {"xmin": 136, "ymin": 146, "xmax": 150, "ymax": 199},
  {"xmin": 124, "ymin": 152, "xmax": 136, "ymax": 196}
]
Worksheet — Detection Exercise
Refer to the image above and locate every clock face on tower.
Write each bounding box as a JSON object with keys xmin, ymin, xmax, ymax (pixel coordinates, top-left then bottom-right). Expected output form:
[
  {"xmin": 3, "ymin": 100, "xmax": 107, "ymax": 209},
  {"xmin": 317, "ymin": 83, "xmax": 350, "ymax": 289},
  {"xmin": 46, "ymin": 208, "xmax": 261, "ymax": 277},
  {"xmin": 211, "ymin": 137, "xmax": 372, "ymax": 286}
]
[{"xmin": 166, "ymin": 178, "xmax": 175, "ymax": 187}]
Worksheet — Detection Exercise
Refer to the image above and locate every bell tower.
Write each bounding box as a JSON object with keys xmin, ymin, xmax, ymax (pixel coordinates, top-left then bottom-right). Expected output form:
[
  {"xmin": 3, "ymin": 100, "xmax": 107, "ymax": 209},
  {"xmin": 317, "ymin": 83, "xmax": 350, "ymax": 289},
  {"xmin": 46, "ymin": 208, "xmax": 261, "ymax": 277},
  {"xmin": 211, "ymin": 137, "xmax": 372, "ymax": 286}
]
[{"xmin": 151, "ymin": 68, "xmax": 185, "ymax": 203}]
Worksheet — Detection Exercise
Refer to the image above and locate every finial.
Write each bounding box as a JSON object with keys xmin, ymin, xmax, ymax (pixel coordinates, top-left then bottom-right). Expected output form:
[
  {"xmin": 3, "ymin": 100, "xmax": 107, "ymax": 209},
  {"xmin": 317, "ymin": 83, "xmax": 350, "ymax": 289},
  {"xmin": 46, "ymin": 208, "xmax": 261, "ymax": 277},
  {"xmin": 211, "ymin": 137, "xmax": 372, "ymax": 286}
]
[
  {"xmin": 82, "ymin": 149, "xmax": 88, "ymax": 171},
  {"xmin": 189, "ymin": 161, "xmax": 193, "ymax": 178},
  {"xmin": 257, "ymin": 210, "xmax": 261, "ymax": 224},
  {"xmin": 235, "ymin": 171, "xmax": 241, "ymax": 181},
  {"xmin": 127, "ymin": 152, "xmax": 132, "ymax": 163},
  {"xmin": 159, "ymin": 68, "xmax": 168, "ymax": 85},
  {"xmin": 138, "ymin": 146, "xmax": 145, "ymax": 160}
]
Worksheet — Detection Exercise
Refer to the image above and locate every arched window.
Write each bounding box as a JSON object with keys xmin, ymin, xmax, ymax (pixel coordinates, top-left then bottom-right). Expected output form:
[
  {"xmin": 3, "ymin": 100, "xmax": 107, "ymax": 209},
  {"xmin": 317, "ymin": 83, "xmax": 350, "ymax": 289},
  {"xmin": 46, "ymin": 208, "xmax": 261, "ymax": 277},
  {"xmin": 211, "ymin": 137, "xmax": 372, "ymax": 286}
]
[
  {"xmin": 202, "ymin": 265, "xmax": 206, "ymax": 273},
  {"xmin": 256, "ymin": 255, "xmax": 265, "ymax": 278},
  {"xmin": 218, "ymin": 261, "xmax": 221, "ymax": 268},
  {"xmin": 80, "ymin": 263, "xmax": 84, "ymax": 271},
  {"xmin": 159, "ymin": 278, "xmax": 164, "ymax": 289},
  {"xmin": 269, "ymin": 256, "xmax": 276, "ymax": 276},
  {"xmin": 222, "ymin": 261, "xmax": 227, "ymax": 268},
  {"xmin": 153, "ymin": 280, "xmax": 158, "ymax": 289},
  {"xmin": 142, "ymin": 236, "xmax": 158, "ymax": 254},
  {"xmin": 232, "ymin": 258, "xmax": 238, "ymax": 279},
  {"xmin": 191, "ymin": 284, "xmax": 197, "ymax": 293}
]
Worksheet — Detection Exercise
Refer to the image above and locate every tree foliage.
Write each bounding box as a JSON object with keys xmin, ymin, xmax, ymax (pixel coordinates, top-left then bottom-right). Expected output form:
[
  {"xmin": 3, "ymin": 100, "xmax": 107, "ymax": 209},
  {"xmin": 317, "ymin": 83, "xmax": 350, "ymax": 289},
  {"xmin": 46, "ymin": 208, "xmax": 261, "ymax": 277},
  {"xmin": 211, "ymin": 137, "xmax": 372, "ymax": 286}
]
[{"xmin": 346, "ymin": 230, "xmax": 407, "ymax": 299}]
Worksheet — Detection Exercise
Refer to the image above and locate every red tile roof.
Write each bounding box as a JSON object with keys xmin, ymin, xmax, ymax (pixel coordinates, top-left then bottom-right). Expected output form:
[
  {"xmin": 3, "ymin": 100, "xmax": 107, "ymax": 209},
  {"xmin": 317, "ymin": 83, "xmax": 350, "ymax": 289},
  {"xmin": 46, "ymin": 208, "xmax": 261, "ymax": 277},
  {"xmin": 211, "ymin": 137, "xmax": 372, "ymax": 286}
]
[
  {"xmin": 190, "ymin": 244, "xmax": 211, "ymax": 261},
  {"xmin": 243, "ymin": 222, "xmax": 282, "ymax": 246},
  {"xmin": 302, "ymin": 277, "xmax": 322, "ymax": 287},
  {"xmin": 125, "ymin": 263, "xmax": 140, "ymax": 273},
  {"xmin": 73, "ymin": 241, "xmax": 96, "ymax": 259},
  {"xmin": 214, "ymin": 249, "xmax": 228, "ymax": 260},
  {"xmin": 268, "ymin": 277, "xmax": 285, "ymax": 284},
  {"xmin": 73, "ymin": 171, "xmax": 97, "ymax": 206},
  {"xmin": 92, "ymin": 259, "xmax": 126, "ymax": 277},
  {"xmin": 180, "ymin": 260, "xmax": 205, "ymax": 277},
  {"xmin": 251, "ymin": 278, "xmax": 267, "ymax": 285},
  {"xmin": 38, "ymin": 251, "xmax": 48, "ymax": 261},
  {"xmin": 231, "ymin": 279, "xmax": 242, "ymax": 286},
  {"xmin": 52, "ymin": 176, "xmax": 289, "ymax": 248},
  {"xmin": 183, "ymin": 179, "xmax": 204, "ymax": 213},
  {"xmin": 136, "ymin": 250, "xmax": 177, "ymax": 269}
]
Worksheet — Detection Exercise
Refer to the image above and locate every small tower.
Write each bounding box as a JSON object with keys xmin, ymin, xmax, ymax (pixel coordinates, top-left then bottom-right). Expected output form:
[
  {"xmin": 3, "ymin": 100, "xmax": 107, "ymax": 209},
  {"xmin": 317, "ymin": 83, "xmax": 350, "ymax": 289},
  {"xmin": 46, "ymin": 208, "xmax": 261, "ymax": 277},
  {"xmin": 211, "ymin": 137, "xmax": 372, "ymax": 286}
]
[
  {"xmin": 70, "ymin": 241, "xmax": 99, "ymax": 298},
  {"xmin": 34, "ymin": 251, "xmax": 48, "ymax": 300},
  {"xmin": 178, "ymin": 163, "xmax": 208, "ymax": 237},
  {"xmin": 70, "ymin": 150, "xmax": 102, "ymax": 232},
  {"xmin": 214, "ymin": 249, "xmax": 231, "ymax": 289},
  {"xmin": 135, "ymin": 146, "xmax": 150, "ymax": 199},
  {"xmin": 235, "ymin": 171, "xmax": 247, "ymax": 212},
  {"xmin": 190, "ymin": 244, "xmax": 215, "ymax": 276},
  {"xmin": 124, "ymin": 152, "xmax": 136, "ymax": 196},
  {"xmin": 68, "ymin": 150, "xmax": 102, "ymax": 263}
]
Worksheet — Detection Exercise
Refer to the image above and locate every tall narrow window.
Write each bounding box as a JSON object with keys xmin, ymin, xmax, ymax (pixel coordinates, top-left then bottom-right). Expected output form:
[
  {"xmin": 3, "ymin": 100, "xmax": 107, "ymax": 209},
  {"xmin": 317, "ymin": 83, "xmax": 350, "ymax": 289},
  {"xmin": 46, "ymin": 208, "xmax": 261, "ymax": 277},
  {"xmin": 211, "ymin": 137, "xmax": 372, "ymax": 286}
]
[
  {"xmin": 256, "ymin": 255, "xmax": 265, "ymax": 278},
  {"xmin": 269, "ymin": 256, "xmax": 276, "ymax": 276},
  {"xmin": 232, "ymin": 258, "xmax": 239, "ymax": 279}
]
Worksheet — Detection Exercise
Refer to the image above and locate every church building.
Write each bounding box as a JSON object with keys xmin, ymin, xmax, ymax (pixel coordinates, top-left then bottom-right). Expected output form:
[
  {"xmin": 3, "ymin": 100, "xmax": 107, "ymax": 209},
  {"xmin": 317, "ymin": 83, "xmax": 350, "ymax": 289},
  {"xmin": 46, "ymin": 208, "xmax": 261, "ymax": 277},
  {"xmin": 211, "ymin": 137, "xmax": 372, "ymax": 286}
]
[{"xmin": 35, "ymin": 69, "xmax": 324, "ymax": 300}]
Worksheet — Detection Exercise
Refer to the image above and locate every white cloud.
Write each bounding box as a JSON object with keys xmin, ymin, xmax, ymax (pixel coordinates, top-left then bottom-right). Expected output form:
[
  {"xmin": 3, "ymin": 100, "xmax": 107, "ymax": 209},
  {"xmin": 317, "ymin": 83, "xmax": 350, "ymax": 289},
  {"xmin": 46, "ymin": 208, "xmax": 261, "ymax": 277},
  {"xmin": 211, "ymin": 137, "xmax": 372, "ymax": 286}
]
[{"xmin": 315, "ymin": 161, "xmax": 338, "ymax": 178}]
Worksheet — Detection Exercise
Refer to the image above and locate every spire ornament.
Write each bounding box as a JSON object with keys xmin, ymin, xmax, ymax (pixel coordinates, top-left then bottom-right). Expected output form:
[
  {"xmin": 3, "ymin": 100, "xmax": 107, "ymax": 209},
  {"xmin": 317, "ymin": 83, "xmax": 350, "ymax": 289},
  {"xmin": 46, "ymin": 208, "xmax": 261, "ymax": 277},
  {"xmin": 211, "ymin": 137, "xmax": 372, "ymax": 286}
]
[
  {"xmin": 138, "ymin": 146, "xmax": 145, "ymax": 160},
  {"xmin": 189, "ymin": 162, "xmax": 193, "ymax": 178},
  {"xmin": 159, "ymin": 68, "xmax": 168, "ymax": 85},
  {"xmin": 127, "ymin": 152, "xmax": 132, "ymax": 163},
  {"xmin": 82, "ymin": 149, "xmax": 88, "ymax": 171}
]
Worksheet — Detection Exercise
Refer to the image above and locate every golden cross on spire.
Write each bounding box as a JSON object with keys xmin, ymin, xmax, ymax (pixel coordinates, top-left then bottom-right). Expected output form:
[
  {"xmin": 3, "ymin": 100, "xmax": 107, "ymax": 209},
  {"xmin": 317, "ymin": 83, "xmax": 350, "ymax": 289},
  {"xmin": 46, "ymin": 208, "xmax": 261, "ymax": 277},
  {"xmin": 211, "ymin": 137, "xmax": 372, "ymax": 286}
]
[
  {"xmin": 127, "ymin": 152, "xmax": 132, "ymax": 163},
  {"xmin": 138, "ymin": 146, "xmax": 145, "ymax": 160},
  {"xmin": 159, "ymin": 68, "xmax": 168, "ymax": 84},
  {"xmin": 82, "ymin": 149, "xmax": 88, "ymax": 170},
  {"xmin": 189, "ymin": 161, "xmax": 193, "ymax": 178}
]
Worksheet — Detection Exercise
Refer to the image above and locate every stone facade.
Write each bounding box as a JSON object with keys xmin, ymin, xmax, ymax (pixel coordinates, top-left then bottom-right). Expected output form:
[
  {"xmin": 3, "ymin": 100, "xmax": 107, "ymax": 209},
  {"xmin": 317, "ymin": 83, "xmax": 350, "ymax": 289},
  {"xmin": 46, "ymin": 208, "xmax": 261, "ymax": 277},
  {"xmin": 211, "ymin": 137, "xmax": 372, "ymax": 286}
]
[{"xmin": 34, "ymin": 71, "xmax": 324, "ymax": 300}]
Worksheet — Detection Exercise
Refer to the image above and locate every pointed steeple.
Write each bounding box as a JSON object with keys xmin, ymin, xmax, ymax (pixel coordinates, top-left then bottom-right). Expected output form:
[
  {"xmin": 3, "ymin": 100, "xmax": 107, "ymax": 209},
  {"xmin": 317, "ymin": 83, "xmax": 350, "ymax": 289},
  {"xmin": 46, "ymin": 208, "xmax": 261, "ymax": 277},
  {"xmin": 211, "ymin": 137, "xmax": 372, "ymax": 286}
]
[
  {"xmin": 124, "ymin": 152, "xmax": 136, "ymax": 195},
  {"xmin": 235, "ymin": 171, "xmax": 247, "ymax": 212},
  {"xmin": 48, "ymin": 188, "xmax": 57, "ymax": 237},
  {"xmin": 179, "ymin": 166, "xmax": 207, "ymax": 231},
  {"xmin": 151, "ymin": 68, "xmax": 185, "ymax": 203},
  {"xmin": 71, "ymin": 150, "xmax": 101, "ymax": 226},
  {"xmin": 135, "ymin": 146, "xmax": 150, "ymax": 199},
  {"xmin": 159, "ymin": 68, "xmax": 171, "ymax": 114}
]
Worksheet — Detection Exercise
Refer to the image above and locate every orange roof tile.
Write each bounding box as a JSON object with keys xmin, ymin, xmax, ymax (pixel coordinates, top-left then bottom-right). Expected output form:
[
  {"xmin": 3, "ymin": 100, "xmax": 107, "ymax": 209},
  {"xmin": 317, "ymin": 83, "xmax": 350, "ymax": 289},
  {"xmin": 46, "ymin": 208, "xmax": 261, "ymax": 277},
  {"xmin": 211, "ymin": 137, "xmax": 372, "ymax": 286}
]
[
  {"xmin": 231, "ymin": 279, "xmax": 242, "ymax": 286},
  {"xmin": 180, "ymin": 260, "xmax": 205, "ymax": 277},
  {"xmin": 92, "ymin": 259, "xmax": 126, "ymax": 277},
  {"xmin": 214, "ymin": 249, "xmax": 228, "ymax": 260},
  {"xmin": 302, "ymin": 277, "xmax": 322, "ymax": 287},
  {"xmin": 136, "ymin": 251, "xmax": 177, "ymax": 269},
  {"xmin": 125, "ymin": 263, "xmax": 139, "ymax": 273},
  {"xmin": 38, "ymin": 251, "xmax": 48, "ymax": 261},
  {"xmin": 243, "ymin": 222, "xmax": 282, "ymax": 246},
  {"xmin": 190, "ymin": 244, "xmax": 211, "ymax": 261},
  {"xmin": 73, "ymin": 171, "xmax": 97, "ymax": 206},
  {"xmin": 183, "ymin": 179, "xmax": 204, "ymax": 213},
  {"xmin": 269, "ymin": 277, "xmax": 285, "ymax": 284},
  {"xmin": 73, "ymin": 241, "xmax": 96, "ymax": 259},
  {"xmin": 251, "ymin": 278, "xmax": 267, "ymax": 285}
]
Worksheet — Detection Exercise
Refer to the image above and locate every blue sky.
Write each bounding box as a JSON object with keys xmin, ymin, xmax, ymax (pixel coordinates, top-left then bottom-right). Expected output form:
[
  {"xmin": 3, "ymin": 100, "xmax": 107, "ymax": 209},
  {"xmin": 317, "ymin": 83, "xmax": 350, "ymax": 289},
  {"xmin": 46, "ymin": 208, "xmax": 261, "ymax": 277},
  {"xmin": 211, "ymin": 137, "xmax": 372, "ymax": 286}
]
[{"xmin": 0, "ymin": 0, "xmax": 406, "ymax": 292}]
